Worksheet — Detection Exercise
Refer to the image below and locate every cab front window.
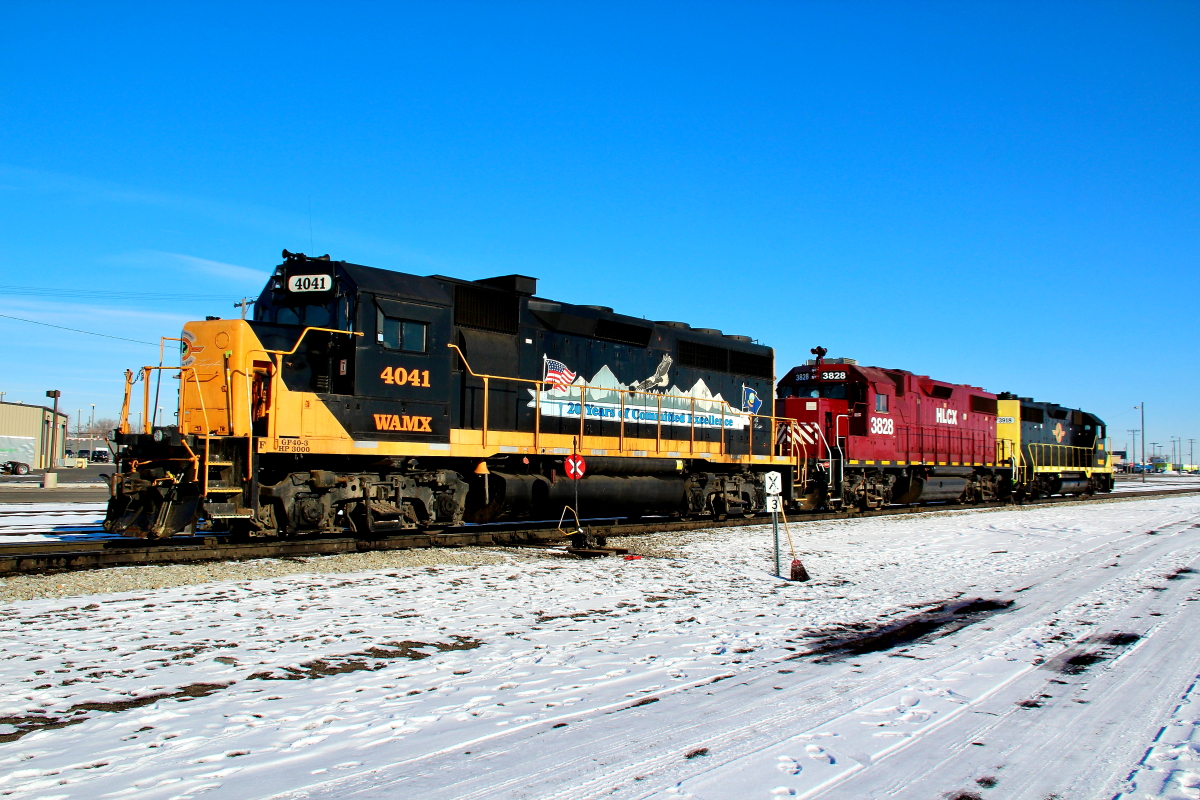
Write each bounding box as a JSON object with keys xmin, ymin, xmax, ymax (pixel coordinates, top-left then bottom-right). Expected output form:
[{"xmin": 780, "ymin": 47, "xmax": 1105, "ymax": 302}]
[{"xmin": 784, "ymin": 383, "xmax": 846, "ymax": 400}]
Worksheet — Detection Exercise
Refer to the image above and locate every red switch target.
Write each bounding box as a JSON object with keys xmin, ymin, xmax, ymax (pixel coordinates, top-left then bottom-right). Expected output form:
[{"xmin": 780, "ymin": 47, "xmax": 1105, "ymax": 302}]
[{"xmin": 564, "ymin": 454, "xmax": 587, "ymax": 480}]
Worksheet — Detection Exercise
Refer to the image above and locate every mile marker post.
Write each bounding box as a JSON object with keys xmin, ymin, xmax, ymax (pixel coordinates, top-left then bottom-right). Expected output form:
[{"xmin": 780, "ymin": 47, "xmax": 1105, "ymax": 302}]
[{"xmin": 764, "ymin": 471, "xmax": 782, "ymax": 577}]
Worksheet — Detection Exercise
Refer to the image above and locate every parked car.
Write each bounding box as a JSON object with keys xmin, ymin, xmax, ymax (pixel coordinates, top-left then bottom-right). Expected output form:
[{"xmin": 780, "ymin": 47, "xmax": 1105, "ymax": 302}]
[
  {"xmin": 90, "ymin": 450, "xmax": 110, "ymax": 463},
  {"xmin": 77, "ymin": 450, "xmax": 90, "ymax": 461}
]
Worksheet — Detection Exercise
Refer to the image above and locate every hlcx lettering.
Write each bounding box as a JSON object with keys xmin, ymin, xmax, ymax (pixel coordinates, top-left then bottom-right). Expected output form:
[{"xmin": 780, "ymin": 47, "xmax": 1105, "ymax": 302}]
[
  {"xmin": 373, "ymin": 414, "xmax": 433, "ymax": 432},
  {"xmin": 935, "ymin": 407, "xmax": 959, "ymax": 425}
]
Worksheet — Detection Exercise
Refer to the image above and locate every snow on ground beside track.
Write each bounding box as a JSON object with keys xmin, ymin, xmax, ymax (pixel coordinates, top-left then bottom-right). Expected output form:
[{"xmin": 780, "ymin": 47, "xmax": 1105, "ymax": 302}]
[
  {"xmin": 0, "ymin": 503, "xmax": 107, "ymax": 542},
  {"xmin": 1113, "ymin": 474, "xmax": 1200, "ymax": 492},
  {"xmin": 0, "ymin": 497, "xmax": 1198, "ymax": 799}
]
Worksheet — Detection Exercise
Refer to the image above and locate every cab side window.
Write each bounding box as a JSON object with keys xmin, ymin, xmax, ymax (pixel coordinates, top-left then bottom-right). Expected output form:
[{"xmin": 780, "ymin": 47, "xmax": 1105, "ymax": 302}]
[
  {"xmin": 377, "ymin": 310, "xmax": 427, "ymax": 353},
  {"xmin": 875, "ymin": 393, "xmax": 889, "ymax": 413}
]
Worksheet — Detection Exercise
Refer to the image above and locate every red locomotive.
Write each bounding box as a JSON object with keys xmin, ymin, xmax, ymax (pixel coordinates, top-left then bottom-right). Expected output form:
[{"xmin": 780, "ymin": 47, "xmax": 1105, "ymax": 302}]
[{"xmin": 777, "ymin": 348, "xmax": 1002, "ymax": 509}]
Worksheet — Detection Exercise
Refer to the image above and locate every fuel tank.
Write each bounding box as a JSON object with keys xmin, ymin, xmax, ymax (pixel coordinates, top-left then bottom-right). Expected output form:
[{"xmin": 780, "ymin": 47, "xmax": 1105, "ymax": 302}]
[
  {"xmin": 466, "ymin": 471, "xmax": 685, "ymax": 522},
  {"xmin": 893, "ymin": 474, "xmax": 967, "ymax": 504}
]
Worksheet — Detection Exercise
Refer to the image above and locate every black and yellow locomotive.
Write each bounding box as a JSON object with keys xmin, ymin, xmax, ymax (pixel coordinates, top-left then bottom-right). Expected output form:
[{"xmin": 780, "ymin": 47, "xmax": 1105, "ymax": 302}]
[
  {"xmin": 105, "ymin": 251, "xmax": 800, "ymax": 538},
  {"xmin": 995, "ymin": 394, "xmax": 1113, "ymax": 498}
]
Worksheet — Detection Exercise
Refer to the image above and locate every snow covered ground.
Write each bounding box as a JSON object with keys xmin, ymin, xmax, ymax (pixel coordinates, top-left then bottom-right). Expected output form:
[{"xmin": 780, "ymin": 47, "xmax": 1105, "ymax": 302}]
[
  {"xmin": 0, "ymin": 503, "xmax": 108, "ymax": 543},
  {"xmin": 1113, "ymin": 474, "xmax": 1200, "ymax": 492},
  {"xmin": 1, "ymin": 495, "xmax": 1200, "ymax": 799}
]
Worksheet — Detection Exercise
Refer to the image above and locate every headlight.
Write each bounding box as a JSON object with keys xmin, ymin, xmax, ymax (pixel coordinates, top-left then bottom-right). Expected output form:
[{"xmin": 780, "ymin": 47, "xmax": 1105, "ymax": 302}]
[{"xmin": 153, "ymin": 429, "xmax": 165, "ymax": 442}]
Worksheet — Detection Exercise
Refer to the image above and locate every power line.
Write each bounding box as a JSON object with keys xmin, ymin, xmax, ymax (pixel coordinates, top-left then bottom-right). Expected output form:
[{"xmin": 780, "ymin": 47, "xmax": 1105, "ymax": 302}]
[
  {"xmin": 0, "ymin": 313, "xmax": 159, "ymax": 346},
  {"xmin": 0, "ymin": 285, "xmax": 236, "ymax": 301}
]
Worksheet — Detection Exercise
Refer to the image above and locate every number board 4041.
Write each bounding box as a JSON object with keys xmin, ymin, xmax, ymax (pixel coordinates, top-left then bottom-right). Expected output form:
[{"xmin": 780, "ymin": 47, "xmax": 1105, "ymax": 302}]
[{"xmin": 288, "ymin": 274, "xmax": 332, "ymax": 292}]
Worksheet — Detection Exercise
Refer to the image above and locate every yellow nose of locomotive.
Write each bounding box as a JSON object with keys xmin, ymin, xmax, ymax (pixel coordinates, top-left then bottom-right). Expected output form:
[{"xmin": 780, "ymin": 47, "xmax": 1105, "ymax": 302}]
[{"xmin": 179, "ymin": 320, "xmax": 258, "ymax": 437}]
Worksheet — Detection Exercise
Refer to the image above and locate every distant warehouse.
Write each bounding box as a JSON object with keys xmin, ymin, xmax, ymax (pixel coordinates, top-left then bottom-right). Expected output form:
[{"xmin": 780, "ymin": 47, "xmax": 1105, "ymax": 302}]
[{"xmin": 0, "ymin": 401, "xmax": 68, "ymax": 469}]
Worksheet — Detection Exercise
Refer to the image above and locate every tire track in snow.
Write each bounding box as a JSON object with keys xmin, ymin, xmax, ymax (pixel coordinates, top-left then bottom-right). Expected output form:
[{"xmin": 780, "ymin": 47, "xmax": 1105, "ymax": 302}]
[{"xmin": 295, "ymin": 506, "xmax": 1200, "ymax": 800}]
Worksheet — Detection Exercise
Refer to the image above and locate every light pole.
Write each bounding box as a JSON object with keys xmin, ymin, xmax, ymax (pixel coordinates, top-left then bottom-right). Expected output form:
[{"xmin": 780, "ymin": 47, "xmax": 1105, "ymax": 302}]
[
  {"xmin": 90, "ymin": 404, "xmax": 95, "ymax": 437},
  {"xmin": 1189, "ymin": 439, "xmax": 1196, "ymax": 470},
  {"xmin": 44, "ymin": 390, "xmax": 61, "ymax": 485},
  {"xmin": 1128, "ymin": 429, "xmax": 1138, "ymax": 474},
  {"xmin": 76, "ymin": 409, "xmax": 82, "ymax": 439},
  {"xmin": 1136, "ymin": 404, "xmax": 1146, "ymax": 483}
]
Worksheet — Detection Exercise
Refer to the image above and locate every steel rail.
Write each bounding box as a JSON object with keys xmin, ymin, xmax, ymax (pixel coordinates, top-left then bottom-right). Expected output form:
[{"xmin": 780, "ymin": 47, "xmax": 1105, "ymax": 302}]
[{"xmin": 0, "ymin": 487, "xmax": 1196, "ymax": 576}]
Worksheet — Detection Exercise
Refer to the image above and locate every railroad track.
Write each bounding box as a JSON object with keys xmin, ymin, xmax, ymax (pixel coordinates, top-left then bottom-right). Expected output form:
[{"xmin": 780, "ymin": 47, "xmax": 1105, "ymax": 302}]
[{"xmin": 0, "ymin": 487, "xmax": 1196, "ymax": 576}]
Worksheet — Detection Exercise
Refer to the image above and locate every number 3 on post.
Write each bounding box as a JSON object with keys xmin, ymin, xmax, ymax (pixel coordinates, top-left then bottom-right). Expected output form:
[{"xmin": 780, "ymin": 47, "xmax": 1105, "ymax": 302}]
[{"xmin": 381, "ymin": 367, "xmax": 431, "ymax": 387}]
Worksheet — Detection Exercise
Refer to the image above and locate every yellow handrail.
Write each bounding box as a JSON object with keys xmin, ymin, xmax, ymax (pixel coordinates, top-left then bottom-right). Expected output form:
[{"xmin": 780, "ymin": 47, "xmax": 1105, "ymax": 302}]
[
  {"xmin": 260, "ymin": 326, "xmax": 364, "ymax": 356},
  {"xmin": 447, "ymin": 343, "xmax": 800, "ymax": 466}
]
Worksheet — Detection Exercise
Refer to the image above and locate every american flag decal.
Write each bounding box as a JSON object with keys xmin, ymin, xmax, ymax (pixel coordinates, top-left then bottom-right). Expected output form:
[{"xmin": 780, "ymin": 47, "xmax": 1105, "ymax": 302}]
[{"xmin": 543, "ymin": 358, "xmax": 577, "ymax": 392}]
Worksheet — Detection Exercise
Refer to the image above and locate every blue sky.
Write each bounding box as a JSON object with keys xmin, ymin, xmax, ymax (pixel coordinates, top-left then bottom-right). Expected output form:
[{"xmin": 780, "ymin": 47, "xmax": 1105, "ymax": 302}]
[{"xmin": 1, "ymin": 2, "xmax": 1197, "ymax": 459}]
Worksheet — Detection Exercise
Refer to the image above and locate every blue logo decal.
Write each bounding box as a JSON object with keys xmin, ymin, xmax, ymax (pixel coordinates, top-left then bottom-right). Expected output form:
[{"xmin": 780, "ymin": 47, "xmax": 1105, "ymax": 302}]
[{"xmin": 742, "ymin": 385, "xmax": 762, "ymax": 415}]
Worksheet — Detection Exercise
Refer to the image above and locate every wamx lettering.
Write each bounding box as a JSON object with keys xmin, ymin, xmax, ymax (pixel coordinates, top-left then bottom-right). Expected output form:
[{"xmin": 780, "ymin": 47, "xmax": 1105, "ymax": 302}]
[
  {"xmin": 935, "ymin": 408, "xmax": 959, "ymax": 425},
  {"xmin": 374, "ymin": 414, "xmax": 433, "ymax": 432}
]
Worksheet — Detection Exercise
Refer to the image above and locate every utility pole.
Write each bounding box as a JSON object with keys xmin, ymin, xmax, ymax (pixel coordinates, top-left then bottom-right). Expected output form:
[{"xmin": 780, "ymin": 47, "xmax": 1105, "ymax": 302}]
[
  {"xmin": 1128, "ymin": 429, "xmax": 1138, "ymax": 473},
  {"xmin": 234, "ymin": 298, "xmax": 255, "ymax": 320},
  {"xmin": 44, "ymin": 390, "xmax": 61, "ymax": 488},
  {"xmin": 1189, "ymin": 438, "xmax": 1196, "ymax": 469},
  {"xmin": 90, "ymin": 404, "xmax": 95, "ymax": 436},
  {"xmin": 1139, "ymin": 403, "xmax": 1146, "ymax": 483}
]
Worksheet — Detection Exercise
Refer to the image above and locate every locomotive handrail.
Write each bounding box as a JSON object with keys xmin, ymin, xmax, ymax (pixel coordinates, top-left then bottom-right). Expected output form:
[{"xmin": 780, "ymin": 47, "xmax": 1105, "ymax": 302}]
[
  {"xmin": 119, "ymin": 369, "xmax": 136, "ymax": 434},
  {"xmin": 117, "ymin": 364, "xmax": 215, "ymax": 491},
  {"xmin": 259, "ymin": 326, "xmax": 364, "ymax": 357},
  {"xmin": 447, "ymin": 343, "xmax": 798, "ymax": 466},
  {"xmin": 1026, "ymin": 442, "xmax": 1101, "ymax": 471}
]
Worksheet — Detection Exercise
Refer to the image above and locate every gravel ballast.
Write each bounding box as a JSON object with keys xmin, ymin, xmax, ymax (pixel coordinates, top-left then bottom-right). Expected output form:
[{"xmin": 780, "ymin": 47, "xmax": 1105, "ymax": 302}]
[{"xmin": 0, "ymin": 547, "xmax": 554, "ymax": 602}]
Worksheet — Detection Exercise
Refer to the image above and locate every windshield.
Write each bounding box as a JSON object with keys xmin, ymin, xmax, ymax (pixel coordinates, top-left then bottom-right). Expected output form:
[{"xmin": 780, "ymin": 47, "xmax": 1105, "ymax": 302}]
[
  {"xmin": 780, "ymin": 383, "xmax": 845, "ymax": 399},
  {"xmin": 257, "ymin": 294, "xmax": 354, "ymax": 330}
]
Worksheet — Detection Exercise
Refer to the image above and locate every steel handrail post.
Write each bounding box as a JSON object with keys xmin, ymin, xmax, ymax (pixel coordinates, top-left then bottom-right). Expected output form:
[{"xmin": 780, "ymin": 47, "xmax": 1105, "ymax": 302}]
[
  {"xmin": 619, "ymin": 389, "xmax": 626, "ymax": 452},
  {"xmin": 153, "ymin": 336, "xmax": 182, "ymax": 431},
  {"xmin": 142, "ymin": 367, "xmax": 153, "ymax": 434},
  {"xmin": 834, "ymin": 414, "xmax": 849, "ymax": 502},
  {"xmin": 656, "ymin": 394, "xmax": 662, "ymax": 453},
  {"xmin": 690, "ymin": 397, "xmax": 695, "ymax": 455},
  {"xmin": 222, "ymin": 352, "xmax": 234, "ymax": 436},
  {"xmin": 534, "ymin": 379, "xmax": 541, "ymax": 450},
  {"xmin": 185, "ymin": 367, "xmax": 213, "ymax": 497},
  {"xmin": 482, "ymin": 376, "xmax": 490, "ymax": 448},
  {"xmin": 720, "ymin": 402, "xmax": 725, "ymax": 456},
  {"xmin": 269, "ymin": 353, "xmax": 280, "ymax": 442},
  {"xmin": 119, "ymin": 369, "xmax": 135, "ymax": 434}
]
